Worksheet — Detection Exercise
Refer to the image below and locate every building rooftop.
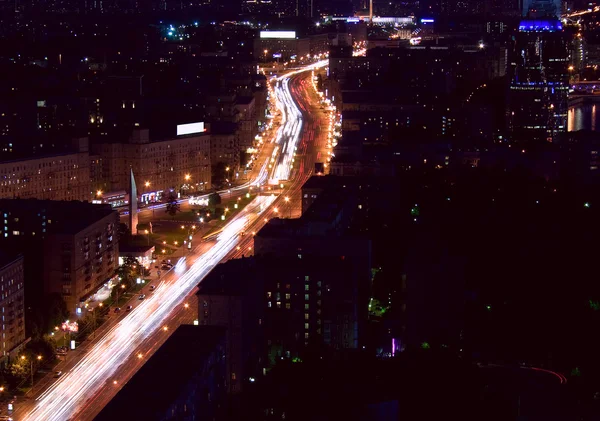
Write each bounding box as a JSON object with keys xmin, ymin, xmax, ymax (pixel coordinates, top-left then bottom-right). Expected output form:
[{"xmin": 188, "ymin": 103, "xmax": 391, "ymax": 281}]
[
  {"xmin": 0, "ymin": 199, "xmax": 115, "ymax": 235},
  {"xmin": 95, "ymin": 325, "xmax": 225, "ymax": 421},
  {"xmin": 0, "ymin": 251, "xmax": 22, "ymax": 271},
  {"xmin": 198, "ymin": 255, "xmax": 351, "ymax": 297},
  {"xmin": 197, "ymin": 257, "xmax": 260, "ymax": 296}
]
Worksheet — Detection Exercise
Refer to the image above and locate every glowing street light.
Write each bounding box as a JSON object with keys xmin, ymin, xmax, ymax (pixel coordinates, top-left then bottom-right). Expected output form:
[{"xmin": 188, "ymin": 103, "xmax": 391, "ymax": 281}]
[{"xmin": 145, "ymin": 181, "xmax": 150, "ymax": 188}]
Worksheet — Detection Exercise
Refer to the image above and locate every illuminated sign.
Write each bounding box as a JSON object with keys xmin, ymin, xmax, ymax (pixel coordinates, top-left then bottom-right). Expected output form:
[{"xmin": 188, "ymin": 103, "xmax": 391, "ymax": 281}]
[
  {"xmin": 189, "ymin": 197, "xmax": 209, "ymax": 206},
  {"xmin": 260, "ymin": 31, "xmax": 296, "ymax": 39},
  {"xmin": 273, "ymin": 53, "xmax": 282, "ymax": 58},
  {"xmin": 70, "ymin": 340, "xmax": 76, "ymax": 350},
  {"xmin": 420, "ymin": 18, "xmax": 434, "ymax": 23},
  {"xmin": 61, "ymin": 321, "xmax": 79, "ymax": 333},
  {"xmin": 518, "ymin": 19, "xmax": 562, "ymax": 32},
  {"xmin": 177, "ymin": 122, "xmax": 205, "ymax": 136}
]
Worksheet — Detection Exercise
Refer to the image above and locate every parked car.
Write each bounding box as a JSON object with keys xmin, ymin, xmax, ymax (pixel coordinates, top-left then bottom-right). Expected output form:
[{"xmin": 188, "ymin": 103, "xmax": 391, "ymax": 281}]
[
  {"xmin": 126, "ymin": 305, "xmax": 133, "ymax": 311},
  {"xmin": 114, "ymin": 307, "xmax": 121, "ymax": 313},
  {"xmin": 53, "ymin": 371, "xmax": 63, "ymax": 378},
  {"xmin": 149, "ymin": 285, "xmax": 156, "ymax": 291},
  {"xmin": 138, "ymin": 294, "xmax": 145, "ymax": 300}
]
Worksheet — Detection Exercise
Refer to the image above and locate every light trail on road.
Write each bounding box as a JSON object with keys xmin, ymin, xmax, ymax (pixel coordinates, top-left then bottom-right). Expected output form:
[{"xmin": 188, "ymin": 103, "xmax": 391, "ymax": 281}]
[{"xmin": 19, "ymin": 61, "xmax": 322, "ymax": 421}]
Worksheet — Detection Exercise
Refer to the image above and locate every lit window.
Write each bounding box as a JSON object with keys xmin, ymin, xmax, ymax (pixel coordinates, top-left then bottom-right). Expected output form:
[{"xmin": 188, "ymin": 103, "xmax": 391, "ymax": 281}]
[
  {"xmin": 305, "ymin": 284, "xmax": 309, "ymax": 291},
  {"xmin": 267, "ymin": 291, "xmax": 272, "ymax": 298},
  {"xmin": 12, "ymin": 231, "xmax": 18, "ymax": 236},
  {"xmin": 305, "ymin": 304, "xmax": 309, "ymax": 310},
  {"xmin": 305, "ymin": 294, "xmax": 309, "ymax": 301},
  {"xmin": 305, "ymin": 313, "xmax": 309, "ymax": 320},
  {"xmin": 304, "ymin": 323, "xmax": 309, "ymax": 329},
  {"xmin": 267, "ymin": 301, "xmax": 272, "ymax": 308},
  {"xmin": 285, "ymin": 303, "xmax": 291, "ymax": 309},
  {"xmin": 305, "ymin": 275, "xmax": 309, "ymax": 281},
  {"xmin": 304, "ymin": 332, "xmax": 309, "ymax": 339},
  {"xmin": 285, "ymin": 293, "xmax": 291, "ymax": 300},
  {"xmin": 276, "ymin": 301, "xmax": 281, "ymax": 308}
]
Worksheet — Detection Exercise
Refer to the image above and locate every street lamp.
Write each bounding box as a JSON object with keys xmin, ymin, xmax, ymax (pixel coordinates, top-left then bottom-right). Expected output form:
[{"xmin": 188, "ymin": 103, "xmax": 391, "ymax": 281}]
[
  {"xmin": 22, "ymin": 355, "xmax": 42, "ymax": 387},
  {"xmin": 144, "ymin": 229, "xmax": 150, "ymax": 246},
  {"xmin": 145, "ymin": 181, "xmax": 150, "ymax": 188}
]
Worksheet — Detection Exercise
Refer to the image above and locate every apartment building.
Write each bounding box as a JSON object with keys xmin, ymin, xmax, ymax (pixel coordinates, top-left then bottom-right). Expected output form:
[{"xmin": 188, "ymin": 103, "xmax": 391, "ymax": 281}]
[
  {"xmin": 0, "ymin": 138, "xmax": 91, "ymax": 201},
  {"xmin": 0, "ymin": 254, "xmax": 26, "ymax": 362},
  {"xmin": 93, "ymin": 128, "xmax": 211, "ymax": 196}
]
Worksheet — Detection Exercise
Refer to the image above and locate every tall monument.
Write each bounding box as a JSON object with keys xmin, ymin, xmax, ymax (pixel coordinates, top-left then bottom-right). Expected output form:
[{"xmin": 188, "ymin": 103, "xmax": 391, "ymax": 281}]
[{"xmin": 129, "ymin": 168, "xmax": 138, "ymax": 235}]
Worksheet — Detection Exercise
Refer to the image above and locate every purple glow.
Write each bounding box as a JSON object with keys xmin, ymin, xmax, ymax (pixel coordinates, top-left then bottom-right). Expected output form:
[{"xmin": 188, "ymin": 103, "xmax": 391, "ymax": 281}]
[{"xmin": 392, "ymin": 338, "xmax": 396, "ymax": 356}]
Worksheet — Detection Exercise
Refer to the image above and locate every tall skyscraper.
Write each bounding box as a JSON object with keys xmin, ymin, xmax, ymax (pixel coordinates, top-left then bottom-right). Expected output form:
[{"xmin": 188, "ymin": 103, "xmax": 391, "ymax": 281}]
[{"xmin": 509, "ymin": 19, "xmax": 569, "ymax": 143}]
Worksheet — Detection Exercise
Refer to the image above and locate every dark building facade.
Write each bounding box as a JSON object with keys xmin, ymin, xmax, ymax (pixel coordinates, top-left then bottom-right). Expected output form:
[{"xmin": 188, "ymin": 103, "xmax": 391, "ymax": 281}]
[{"xmin": 96, "ymin": 325, "xmax": 227, "ymax": 421}]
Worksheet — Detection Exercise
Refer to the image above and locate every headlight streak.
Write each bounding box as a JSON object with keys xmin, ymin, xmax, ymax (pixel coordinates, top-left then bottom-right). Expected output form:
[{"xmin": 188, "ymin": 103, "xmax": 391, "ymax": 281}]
[
  {"xmin": 24, "ymin": 196, "xmax": 276, "ymax": 421},
  {"xmin": 22, "ymin": 60, "xmax": 323, "ymax": 421}
]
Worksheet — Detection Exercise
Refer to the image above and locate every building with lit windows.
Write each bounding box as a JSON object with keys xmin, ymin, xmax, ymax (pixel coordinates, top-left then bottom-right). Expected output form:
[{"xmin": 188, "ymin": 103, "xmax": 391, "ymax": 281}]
[
  {"xmin": 254, "ymin": 31, "xmax": 309, "ymax": 61},
  {"xmin": 93, "ymin": 127, "xmax": 211, "ymax": 197},
  {"xmin": 0, "ymin": 253, "xmax": 25, "ymax": 362},
  {"xmin": 0, "ymin": 200, "xmax": 119, "ymax": 314},
  {"xmin": 509, "ymin": 19, "xmax": 569, "ymax": 143},
  {"xmin": 197, "ymin": 253, "xmax": 365, "ymax": 394},
  {"xmin": 0, "ymin": 138, "xmax": 91, "ymax": 201}
]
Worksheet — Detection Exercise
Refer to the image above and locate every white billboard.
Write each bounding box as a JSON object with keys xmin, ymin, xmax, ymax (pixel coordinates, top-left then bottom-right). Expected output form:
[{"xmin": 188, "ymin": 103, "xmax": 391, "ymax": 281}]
[
  {"xmin": 177, "ymin": 122, "xmax": 205, "ymax": 136},
  {"xmin": 260, "ymin": 31, "xmax": 296, "ymax": 39}
]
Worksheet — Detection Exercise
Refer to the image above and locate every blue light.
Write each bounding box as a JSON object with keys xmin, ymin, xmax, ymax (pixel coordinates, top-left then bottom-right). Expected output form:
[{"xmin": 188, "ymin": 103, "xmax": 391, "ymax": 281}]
[
  {"xmin": 168, "ymin": 31, "xmax": 173, "ymax": 36},
  {"xmin": 518, "ymin": 19, "xmax": 562, "ymax": 32},
  {"xmin": 421, "ymin": 18, "xmax": 434, "ymax": 23}
]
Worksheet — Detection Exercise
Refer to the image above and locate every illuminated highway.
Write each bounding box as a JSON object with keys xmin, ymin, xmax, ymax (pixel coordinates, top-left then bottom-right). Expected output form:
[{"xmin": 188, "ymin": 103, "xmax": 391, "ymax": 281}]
[{"xmin": 16, "ymin": 60, "xmax": 328, "ymax": 421}]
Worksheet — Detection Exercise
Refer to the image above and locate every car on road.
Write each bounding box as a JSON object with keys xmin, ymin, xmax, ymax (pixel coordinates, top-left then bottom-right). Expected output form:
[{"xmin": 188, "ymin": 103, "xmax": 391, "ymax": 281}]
[
  {"xmin": 53, "ymin": 371, "xmax": 63, "ymax": 378},
  {"xmin": 0, "ymin": 415, "xmax": 14, "ymax": 421},
  {"xmin": 114, "ymin": 307, "xmax": 121, "ymax": 313},
  {"xmin": 138, "ymin": 294, "xmax": 145, "ymax": 300},
  {"xmin": 126, "ymin": 305, "xmax": 133, "ymax": 311},
  {"xmin": 149, "ymin": 285, "xmax": 156, "ymax": 291}
]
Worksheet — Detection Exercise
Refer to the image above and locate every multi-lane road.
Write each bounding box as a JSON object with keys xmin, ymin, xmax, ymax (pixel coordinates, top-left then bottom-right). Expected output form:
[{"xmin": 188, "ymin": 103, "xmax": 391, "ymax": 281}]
[{"xmin": 14, "ymin": 61, "xmax": 329, "ymax": 421}]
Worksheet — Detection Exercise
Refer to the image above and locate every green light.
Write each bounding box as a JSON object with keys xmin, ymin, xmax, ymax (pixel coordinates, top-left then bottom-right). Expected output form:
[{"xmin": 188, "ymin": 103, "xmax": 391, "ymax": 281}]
[
  {"xmin": 421, "ymin": 342, "xmax": 430, "ymax": 349},
  {"xmin": 584, "ymin": 202, "xmax": 591, "ymax": 208},
  {"xmin": 486, "ymin": 305, "xmax": 492, "ymax": 311},
  {"xmin": 589, "ymin": 300, "xmax": 600, "ymax": 311}
]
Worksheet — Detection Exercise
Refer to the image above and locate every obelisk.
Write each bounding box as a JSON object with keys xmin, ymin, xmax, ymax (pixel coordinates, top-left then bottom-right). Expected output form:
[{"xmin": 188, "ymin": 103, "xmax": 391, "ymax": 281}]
[{"xmin": 129, "ymin": 168, "xmax": 138, "ymax": 235}]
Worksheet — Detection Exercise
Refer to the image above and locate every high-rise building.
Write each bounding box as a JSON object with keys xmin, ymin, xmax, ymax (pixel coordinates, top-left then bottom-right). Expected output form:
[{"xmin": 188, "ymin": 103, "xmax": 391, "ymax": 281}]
[
  {"xmin": 509, "ymin": 19, "xmax": 569, "ymax": 143},
  {"xmin": 0, "ymin": 199, "xmax": 119, "ymax": 313}
]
